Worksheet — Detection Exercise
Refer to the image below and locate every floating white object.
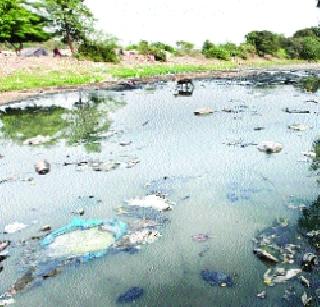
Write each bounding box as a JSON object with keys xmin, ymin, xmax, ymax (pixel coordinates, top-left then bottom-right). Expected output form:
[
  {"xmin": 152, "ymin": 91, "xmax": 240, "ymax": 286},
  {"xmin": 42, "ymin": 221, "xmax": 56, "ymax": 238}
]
[
  {"xmin": 4, "ymin": 222, "xmax": 27, "ymax": 234},
  {"xmin": 288, "ymin": 124, "xmax": 311, "ymax": 131},
  {"xmin": 23, "ymin": 135, "xmax": 51, "ymax": 145},
  {"xmin": 126, "ymin": 194, "xmax": 173, "ymax": 211},
  {"xmin": 194, "ymin": 107, "xmax": 213, "ymax": 116},
  {"xmin": 257, "ymin": 141, "xmax": 283, "ymax": 153}
]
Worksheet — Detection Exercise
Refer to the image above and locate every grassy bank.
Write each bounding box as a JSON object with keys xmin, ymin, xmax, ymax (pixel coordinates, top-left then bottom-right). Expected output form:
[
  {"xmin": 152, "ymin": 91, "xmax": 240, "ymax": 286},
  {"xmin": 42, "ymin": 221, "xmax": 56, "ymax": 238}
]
[{"xmin": 0, "ymin": 59, "xmax": 313, "ymax": 93}]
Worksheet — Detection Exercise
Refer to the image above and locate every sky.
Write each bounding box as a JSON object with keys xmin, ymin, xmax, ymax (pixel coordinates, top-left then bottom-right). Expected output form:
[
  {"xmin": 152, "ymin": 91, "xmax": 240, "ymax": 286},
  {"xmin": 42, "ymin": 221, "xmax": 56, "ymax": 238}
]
[{"xmin": 87, "ymin": 0, "xmax": 320, "ymax": 47}]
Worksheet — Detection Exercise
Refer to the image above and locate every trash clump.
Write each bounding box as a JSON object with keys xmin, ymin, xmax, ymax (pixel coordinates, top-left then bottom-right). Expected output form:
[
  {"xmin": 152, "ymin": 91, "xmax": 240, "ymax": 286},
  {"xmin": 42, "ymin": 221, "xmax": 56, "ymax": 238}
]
[
  {"xmin": 116, "ymin": 287, "xmax": 144, "ymax": 304},
  {"xmin": 4, "ymin": 222, "xmax": 28, "ymax": 234},
  {"xmin": 35, "ymin": 160, "xmax": 50, "ymax": 175},
  {"xmin": 288, "ymin": 124, "xmax": 312, "ymax": 132},
  {"xmin": 23, "ymin": 135, "xmax": 51, "ymax": 146},
  {"xmin": 194, "ymin": 107, "xmax": 213, "ymax": 116},
  {"xmin": 257, "ymin": 141, "xmax": 283, "ymax": 154},
  {"xmin": 41, "ymin": 218, "xmax": 127, "ymax": 260},
  {"xmin": 200, "ymin": 269, "xmax": 233, "ymax": 287},
  {"xmin": 126, "ymin": 194, "xmax": 174, "ymax": 212}
]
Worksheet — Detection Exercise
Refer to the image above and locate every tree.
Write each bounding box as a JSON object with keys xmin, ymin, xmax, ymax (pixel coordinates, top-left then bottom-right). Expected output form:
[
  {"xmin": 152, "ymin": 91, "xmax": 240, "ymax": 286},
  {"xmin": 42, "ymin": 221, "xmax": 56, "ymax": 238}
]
[
  {"xmin": 45, "ymin": 0, "xmax": 94, "ymax": 54},
  {"xmin": 245, "ymin": 30, "xmax": 282, "ymax": 56},
  {"xmin": 176, "ymin": 40, "xmax": 194, "ymax": 55},
  {"xmin": 0, "ymin": 0, "xmax": 49, "ymax": 53}
]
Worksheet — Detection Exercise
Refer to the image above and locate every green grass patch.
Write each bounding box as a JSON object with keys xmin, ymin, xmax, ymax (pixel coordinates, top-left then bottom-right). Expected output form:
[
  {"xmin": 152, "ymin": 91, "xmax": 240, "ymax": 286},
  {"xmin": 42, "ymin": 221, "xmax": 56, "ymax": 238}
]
[{"xmin": 0, "ymin": 70, "xmax": 104, "ymax": 92}]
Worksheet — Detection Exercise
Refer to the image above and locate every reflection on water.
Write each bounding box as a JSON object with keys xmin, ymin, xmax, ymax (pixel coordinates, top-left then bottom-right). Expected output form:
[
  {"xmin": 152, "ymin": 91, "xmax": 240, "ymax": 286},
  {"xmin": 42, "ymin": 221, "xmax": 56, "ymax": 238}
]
[{"xmin": 0, "ymin": 92, "xmax": 125, "ymax": 152}]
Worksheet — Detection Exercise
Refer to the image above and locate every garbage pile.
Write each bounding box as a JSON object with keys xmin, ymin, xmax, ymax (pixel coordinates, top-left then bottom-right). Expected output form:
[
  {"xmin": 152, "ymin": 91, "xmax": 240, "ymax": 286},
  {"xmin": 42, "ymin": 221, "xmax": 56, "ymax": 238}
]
[{"xmin": 253, "ymin": 219, "xmax": 320, "ymax": 304}]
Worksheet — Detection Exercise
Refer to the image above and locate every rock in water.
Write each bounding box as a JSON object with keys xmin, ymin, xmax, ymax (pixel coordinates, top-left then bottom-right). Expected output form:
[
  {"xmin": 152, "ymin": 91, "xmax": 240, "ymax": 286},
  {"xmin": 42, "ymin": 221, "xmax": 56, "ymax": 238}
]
[{"xmin": 116, "ymin": 287, "xmax": 144, "ymax": 304}]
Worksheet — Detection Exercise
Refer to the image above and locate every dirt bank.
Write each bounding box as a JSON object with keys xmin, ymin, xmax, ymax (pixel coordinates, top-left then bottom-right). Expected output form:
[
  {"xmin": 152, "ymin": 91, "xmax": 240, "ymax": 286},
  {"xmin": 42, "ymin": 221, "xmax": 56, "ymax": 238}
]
[{"xmin": 1, "ymin": 62, "xmax": 320, "ymax": 106}]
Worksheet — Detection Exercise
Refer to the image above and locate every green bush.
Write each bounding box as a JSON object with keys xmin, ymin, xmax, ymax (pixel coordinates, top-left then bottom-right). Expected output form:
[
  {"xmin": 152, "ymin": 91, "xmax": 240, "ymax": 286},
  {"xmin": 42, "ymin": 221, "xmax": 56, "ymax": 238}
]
[
  {"xmin": 203, "ymin": 45, "xmax": 231, "ymax": 60},
  {"xmin": 245, "ymin": 30, "xmax": 282, "ymax": 56},
  {"xmin": 274, "ymin": 48, "xmax": 287, "ymax": 59},
  {"xmin": 238, "ymin": 43, "xmax": 256, "ymax": 59},
  {"xmin": 299, "ymin": 37, "xmax": 320, "ymax": 60},
  {"xmin": 134, "ymin": 40, "xmax": 167, "ymax": 61},
  {"xmin": 77, "ymin": 38, "xmax": 118, "ymax": 62}
]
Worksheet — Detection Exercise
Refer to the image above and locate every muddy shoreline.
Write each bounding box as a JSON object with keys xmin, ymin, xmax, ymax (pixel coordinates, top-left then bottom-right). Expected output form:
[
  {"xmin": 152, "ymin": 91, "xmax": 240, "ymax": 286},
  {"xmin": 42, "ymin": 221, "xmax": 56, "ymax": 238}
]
[{"xmin": 1, "ymin": 63, "xmax": 320, "ymax": 105}]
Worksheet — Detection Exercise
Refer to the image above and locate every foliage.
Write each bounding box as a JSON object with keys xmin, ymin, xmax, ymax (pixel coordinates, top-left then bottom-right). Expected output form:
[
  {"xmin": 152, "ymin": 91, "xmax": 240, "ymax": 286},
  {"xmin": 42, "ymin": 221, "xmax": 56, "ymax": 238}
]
[
  {"xmin": 298, "ymin": 76, "xmax": 320, "ymax": 93},
  {"xmin": 245, "ymin": 30, "xmax": 282, "ymax": 56},
  {"xmin": 274, "ymin": 48, "xmax": 287, "ymax": 59},
  {"xmin": 175, "ymin": 40, "xmax": 195, "ymax": 56},
  {"xmin": 0, "ymin": 70, "xmax": 104, "ymax": 92},
  {"xmin": 134, "ymin": 40, "xmax": 167, "ymax": 61},
  {"xmin": 298, "ymin": 37, "xmax": 320, "ymax": 61},
  {"xmin": 0, "ymin": 0, "xmax": 50, "ymax": 52},
  {"xmin": 294, "ymin": 27, "xmax": 320, "ymax": 39},
  {"xmin": 77, "ymin": 33, "xmax": 118, "ymax": 62},
  {"xmin": 44, "ymin": 0, "xmax": 94, "ymax": 53},
  {"xmin": 238, "ymin": 42, "xmax": 256, "ymax": 59}
]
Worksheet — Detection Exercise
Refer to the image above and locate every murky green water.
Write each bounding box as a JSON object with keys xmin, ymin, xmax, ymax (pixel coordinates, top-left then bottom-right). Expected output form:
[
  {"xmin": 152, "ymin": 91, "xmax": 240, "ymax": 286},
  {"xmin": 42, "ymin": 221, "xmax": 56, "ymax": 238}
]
[{"xmin": 0, "ymin": 72, "xmax": 320, "ymax": 306}]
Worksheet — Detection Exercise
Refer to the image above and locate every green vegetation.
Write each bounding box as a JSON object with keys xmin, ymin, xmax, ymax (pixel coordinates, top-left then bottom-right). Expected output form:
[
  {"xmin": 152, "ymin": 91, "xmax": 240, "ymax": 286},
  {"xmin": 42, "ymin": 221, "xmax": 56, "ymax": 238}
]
[
  {"xmin": 298, "ymin": 76, "xmax": 320, "ymax": 93},
  {"xmin": 77, "ymin": 34, "xmax": 118, "ymax": 62},
  {"xmin": 45, "ymin": 0, "xmax": 94, "ymax": 54},
  {"xmin": 0, "ymin": 70, "xmax": 104, "ymax": 92},
  {"xmin": 0, "ymin": 0, "xmax": 50, "ymax": 53}
]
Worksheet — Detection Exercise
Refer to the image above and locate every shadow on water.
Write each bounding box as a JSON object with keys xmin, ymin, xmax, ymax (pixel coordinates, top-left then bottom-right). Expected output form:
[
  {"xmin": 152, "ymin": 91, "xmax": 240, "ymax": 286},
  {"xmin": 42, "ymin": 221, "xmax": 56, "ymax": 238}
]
[{"xmin": 0, "ymin": 92, "xmax": 126, "ymax": 153}]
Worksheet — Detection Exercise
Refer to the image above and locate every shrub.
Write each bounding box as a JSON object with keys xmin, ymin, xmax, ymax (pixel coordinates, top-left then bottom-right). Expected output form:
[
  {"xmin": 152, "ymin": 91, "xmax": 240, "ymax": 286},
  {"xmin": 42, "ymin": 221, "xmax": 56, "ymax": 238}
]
[
  {"xmin": 203, "ymin": 45, "xmax": 231, "ymax": 60},
  {"xmin": 299, "ymin": 37, "xmax": 320, "ymax": 60},
  {"xmin": 77, "ymin": 38, "xmax": 118, "ymax": 62},
  {"xmin": 245, "ymin": 30, "xmax": 282, "ymax": 56},
  {"xmin": 238, "ymin": 43, "xmax": 256, "ymax": 59}
]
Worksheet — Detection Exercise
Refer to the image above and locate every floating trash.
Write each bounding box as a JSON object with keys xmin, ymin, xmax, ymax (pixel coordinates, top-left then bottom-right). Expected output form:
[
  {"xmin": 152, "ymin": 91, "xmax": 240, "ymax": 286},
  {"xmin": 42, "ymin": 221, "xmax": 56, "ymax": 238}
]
[
  {"xmin": 194, "ymin": 107, "xmax": 213, "ymax": 116},
  {"xmin": 4, "ymin": 222, "xmax": 28, "ymax": 234},
  {"xmin": 126, "ymin": 194, "xmax": 173, "ymax": 212},
  {"xmin": 200, "ymin": 269, "xmax": 233, "ymax": 287},
  {"xmin": 192, "ymin": 234, "xmax": 210, "ymax": 242},
  {"xmin": 41, "ymin": 218, "xmax": 127, "ymax": 260},
  {"xmin": 257, "ymin": 141, "xmax": 283, "ymax": 154},
  {"xmin": 288, "ymin": 124, "xmax": 312, "ymax": 132},
  {"xmin": 116, "ymin": 287, "xmax": 144, "ymax": 304}
]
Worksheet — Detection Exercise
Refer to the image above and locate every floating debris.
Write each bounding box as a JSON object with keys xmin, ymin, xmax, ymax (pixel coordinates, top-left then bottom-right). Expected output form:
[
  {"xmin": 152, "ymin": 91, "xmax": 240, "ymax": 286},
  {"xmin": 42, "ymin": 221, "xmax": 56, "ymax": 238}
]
[
  {"xmin": 288, "ymin": 124, "xmax": 312, "ymax": 132},
  {"xmin": 302, "ymin": 292, "xmax": 312, "ymax": 306},
  {"xmin": 194, "ymin": 107, "xmax": 213, "ymax": 116},
  {"xmin": 35, "ymin": 160, "xmax": 50, "ymax": 175},
  {"xmin": 4, "ymin": 222, "xmax": 28, "ymax": 234},
  {"xmin": 116, "ymin": 287, "xmax": 144, "ymax": 304},
  {"xmin": 253, "ymin": 248, "xmax": 279, "ymax": 263},
  {"xmin": 192, "ymin": 234, "xmax": 210, "ymax": 242},
  {"xmin": 23, "ymin": 135, "xmax": 51, "ymax": 146},
  {"xmin": 200, "ymin": 270, "xmax": 233, "ymax": 287},
  {"xmin": 257, "ymin": 141, "xmax": 283, "ymax": 154},
  {"xmin": 257, "ymin": 290, "xmax": 266, "ymax": 299},
  {"xmin": 126, "ymin": 194, "xmax": 173, "ymax": 212}
]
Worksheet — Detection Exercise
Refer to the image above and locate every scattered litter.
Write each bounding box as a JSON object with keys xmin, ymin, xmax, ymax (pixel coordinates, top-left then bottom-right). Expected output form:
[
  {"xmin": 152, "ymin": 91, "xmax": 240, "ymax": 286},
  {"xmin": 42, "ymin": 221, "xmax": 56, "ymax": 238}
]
[
  {"xmin": 284, "ymin": 108, "xmax": 310, "ymax": 114},
  {"xmin": 253, "ymin": 248, "xmax": 278, "ymax": 263},
  {"xmin": 39, "ymin": 225, "xmax": 51, "ymax": 232},
  {"xmin": 302, "ymin": 253, "xmax": 318, "ymax": 272},
  {"xmin": 119, "ymin": 141, "xmax": 132, "ymax": 147},
  {"xmin": 4, "ymin": 222, "xmax": 27, "ymax": 234},
  {"xmin": 194, "ymin": 107, "xmax": 213, "ymax": 116},
  {"xmin": 200, "ymin": 270, "xmax": 233, "ymax": 287},
  {"xmin": 116, "ymin": 287, "xmax": 144, "ymax": 304},
  {"xmin": 90, "ymin": 160, "xmax": 121, "ymax": 172},
  {"xmin": 263, "ymin": 268, "xmax": 301, "ymax": 285},
  {"xmin": 257, "ymin": 141, "xmax": 283, "ymax": 154},
  {"xmin": 288, "ymin": 124, "xmax": 312, "ymax": 131},
  {"xmin": 192, "ymin": 234, "xmax": 210, "ymax": 242},
  {"xmin": 0, "ymin": 297, "xmax": 15, "ymax": 306},
  {"xmin": 35, "ymin": 160, "xmax": 50, "ymax": 175},
  {"xmin": 126, "ymin": 194, "xmax": 173, "ymax": 212},
  {"xmin": 41, "ymin": 218, "xmax": 127, "ymax": 259},
  {"xmin": 118, "ymin": 230, "xmax": 161, "ymax": 246},
  {"xmin": 302, "ymin": 292, "xmax": 312, "ymax": 306},
  {"xmin": 23, "ymin": 135, "xmax": 51, "ymax": 145},
  {"xmin": 300, "ymin": 276, "xmax": 310, "ymax": 288},
  {"xmin": 257, "ymin": 290, "xmax": 266, "ymax": 299},
  {"xmin": 303, "ymin": 152, "xmax": 317, "ymax": 159},
  {"xmin": 0, "ymin": 241, "xmax": 10, "ymax": 252},
  {"xmin": 72, "ymin": 208, "xmax": 85, "ymax": 216}
]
